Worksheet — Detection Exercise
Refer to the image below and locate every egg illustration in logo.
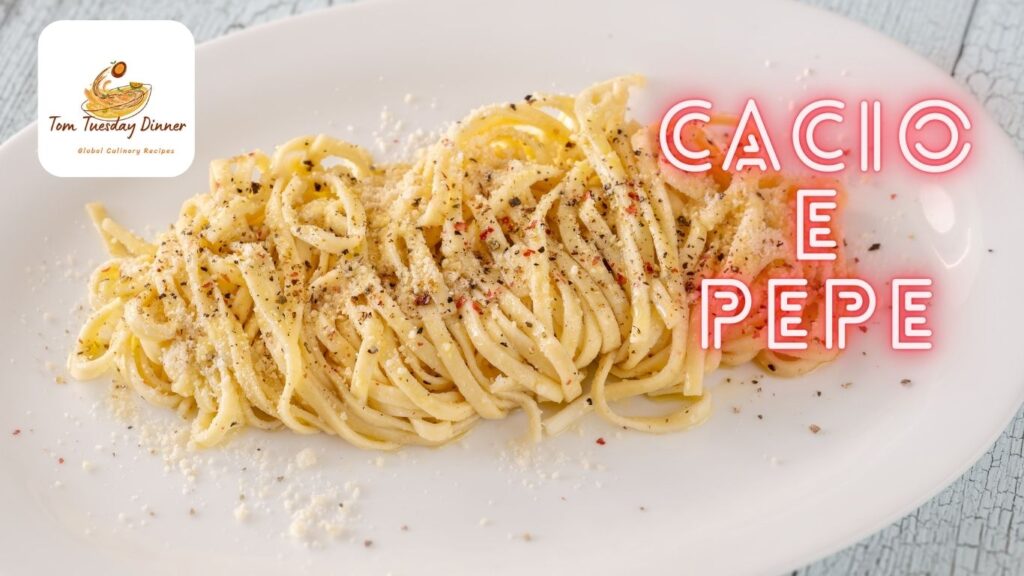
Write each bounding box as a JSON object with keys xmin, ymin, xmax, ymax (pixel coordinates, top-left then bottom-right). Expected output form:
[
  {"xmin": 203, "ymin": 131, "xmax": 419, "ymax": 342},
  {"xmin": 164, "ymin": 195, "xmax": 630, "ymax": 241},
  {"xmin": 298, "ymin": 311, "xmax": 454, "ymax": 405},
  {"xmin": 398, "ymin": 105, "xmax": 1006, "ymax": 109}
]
[{"xmin": 81, "ymin": 61, "xmax": 152, "ymax": 121}]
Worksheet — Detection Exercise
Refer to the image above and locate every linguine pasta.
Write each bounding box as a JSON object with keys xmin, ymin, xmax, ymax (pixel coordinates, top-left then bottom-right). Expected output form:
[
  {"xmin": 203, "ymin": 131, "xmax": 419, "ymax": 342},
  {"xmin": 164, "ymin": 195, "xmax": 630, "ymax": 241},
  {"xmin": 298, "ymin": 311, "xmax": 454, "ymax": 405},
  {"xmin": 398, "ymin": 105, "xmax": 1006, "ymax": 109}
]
[{"xmin": 68, "ymin": 77, "xmax": 845, "ymax": 449}]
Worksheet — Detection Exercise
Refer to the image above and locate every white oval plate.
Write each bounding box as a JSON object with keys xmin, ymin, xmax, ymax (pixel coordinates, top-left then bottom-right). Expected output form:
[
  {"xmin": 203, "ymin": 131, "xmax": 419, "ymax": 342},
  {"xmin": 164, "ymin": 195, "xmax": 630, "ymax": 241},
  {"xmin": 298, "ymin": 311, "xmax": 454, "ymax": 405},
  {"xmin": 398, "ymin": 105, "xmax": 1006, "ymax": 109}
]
[{"xmin": 2, "ymin": 1, "xmax": 1023, "ymax": 574}]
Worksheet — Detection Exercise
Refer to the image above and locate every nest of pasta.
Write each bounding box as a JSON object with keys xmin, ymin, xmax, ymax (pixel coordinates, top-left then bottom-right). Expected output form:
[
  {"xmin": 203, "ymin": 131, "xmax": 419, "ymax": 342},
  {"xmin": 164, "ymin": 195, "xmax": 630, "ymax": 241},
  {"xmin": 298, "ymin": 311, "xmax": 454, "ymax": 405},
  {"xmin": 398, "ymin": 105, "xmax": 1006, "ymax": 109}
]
[{"xmin": 69, "ymin": 77, "xmax": 846, "ymax": 449}]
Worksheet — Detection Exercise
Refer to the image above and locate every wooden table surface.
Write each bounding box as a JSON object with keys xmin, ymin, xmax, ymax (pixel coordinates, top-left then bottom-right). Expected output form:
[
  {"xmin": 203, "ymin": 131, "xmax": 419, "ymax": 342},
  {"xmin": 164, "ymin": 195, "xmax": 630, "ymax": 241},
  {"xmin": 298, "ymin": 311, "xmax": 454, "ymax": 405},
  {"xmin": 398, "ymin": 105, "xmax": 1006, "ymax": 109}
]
[{"xmin": 1, "ymin": 1, "xmax": 1021, "ymax": 574}]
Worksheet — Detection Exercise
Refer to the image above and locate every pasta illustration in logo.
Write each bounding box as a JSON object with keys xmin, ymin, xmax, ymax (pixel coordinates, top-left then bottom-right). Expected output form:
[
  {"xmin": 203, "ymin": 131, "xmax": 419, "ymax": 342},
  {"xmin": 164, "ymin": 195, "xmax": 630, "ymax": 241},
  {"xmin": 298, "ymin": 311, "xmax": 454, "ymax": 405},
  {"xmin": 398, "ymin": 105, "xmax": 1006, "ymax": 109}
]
[{"xmin": 81, "ymin": 61, "xmax": 151, "ymax": 121}]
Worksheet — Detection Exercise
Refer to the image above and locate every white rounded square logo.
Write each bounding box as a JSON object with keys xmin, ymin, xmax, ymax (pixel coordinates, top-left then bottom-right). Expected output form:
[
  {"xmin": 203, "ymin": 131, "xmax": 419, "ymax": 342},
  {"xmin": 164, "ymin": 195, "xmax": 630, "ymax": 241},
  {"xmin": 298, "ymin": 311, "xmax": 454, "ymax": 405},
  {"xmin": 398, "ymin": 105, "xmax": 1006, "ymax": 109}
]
[{"xmin": 37, "ymin": 20, "xmax": 195, "ymax": 177}]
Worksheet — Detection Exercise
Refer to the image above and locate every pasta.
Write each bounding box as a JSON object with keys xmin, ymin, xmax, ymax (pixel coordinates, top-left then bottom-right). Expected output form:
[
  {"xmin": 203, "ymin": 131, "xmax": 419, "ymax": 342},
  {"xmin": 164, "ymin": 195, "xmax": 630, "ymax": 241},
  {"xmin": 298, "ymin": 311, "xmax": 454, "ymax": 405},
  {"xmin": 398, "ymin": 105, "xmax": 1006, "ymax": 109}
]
[
  {"xmin": 68, "ymin": 76, "xmax": 846, "ymax": 449},
  {"xmin": 82, "ymin": 61, "xmax": 150, "ymax": 120}
]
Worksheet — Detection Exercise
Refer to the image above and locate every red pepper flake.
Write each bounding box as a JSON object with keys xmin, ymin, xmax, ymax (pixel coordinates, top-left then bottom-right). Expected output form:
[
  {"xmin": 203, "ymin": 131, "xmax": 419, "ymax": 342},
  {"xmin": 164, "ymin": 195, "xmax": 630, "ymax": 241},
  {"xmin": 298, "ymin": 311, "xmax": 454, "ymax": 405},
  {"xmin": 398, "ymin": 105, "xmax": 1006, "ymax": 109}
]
[
  {"xmin": 809, "ymin": 424, "xmax": 822, "ymax": 434},
  {"xmin": 526, "ymin": 220, "xmax": 538, "ymax": 230},
  {"xmin": 522, "ymin": 249, "xmax": 535, "ymax": 257},
  {"xmin": 479, "ymin": 226, "xmax": 494, "ymax": 241},
  {"xmin": 413, "ymin": 292, "xmax": 432, "ymax": 306},
  {"xmin": 499, "ymin": 216, "xmax": 512, "ymax": 229},
  {"xmin": 12, "ymin": 429, "xmax": 21, "ymax": 436},
  {"xmin": 890, "ymin": 193, "xmax": 897, "ymax": 200},
  {"xmin": 583, "ymin": 191, "xmax": 592, "ymax": 201},
  {"xmin": 857, "ymin": 326, "xmax": 868, "ymax": 334},
  {"xmin": 58, "ymin": 457, "xmax": 65, "ymax": 464},
  {"xmin": 615, "ymin": 272, "xmax": 627, "ymax": 286},
  {"xmin": 453, "ymin": 221, "xmax": 467, "ymax": 233},
  {"xmin": 455, "ymin": 295, "xmax": 466, "ymax": 309},
  {"xmin": 595, "ymin": 437, "xmax": 606, "ymax": 445},
  {"xmin": 643, "ymin": 261, "xmax": 655, "ymax": 274},
  {"xmin": 626, "ymin": 203, "xmax": 637, "ymax": 215},
  {"xmin": 628, "ymin": 191, "xmax": 640, "ymax": 202},
  {"xmin": 471, "ymin": 300, "xmax": 484, "ymax": 314}
]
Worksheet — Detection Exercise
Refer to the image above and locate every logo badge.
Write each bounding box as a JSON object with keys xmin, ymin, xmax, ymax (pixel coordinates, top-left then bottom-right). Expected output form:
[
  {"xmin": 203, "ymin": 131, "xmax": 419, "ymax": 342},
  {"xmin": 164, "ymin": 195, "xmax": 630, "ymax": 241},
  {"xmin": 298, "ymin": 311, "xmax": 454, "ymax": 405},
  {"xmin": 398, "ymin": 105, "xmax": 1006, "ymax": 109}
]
[{"xmin": 38, "ymin": 21, "xmax": 195, "ymax": 177}]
